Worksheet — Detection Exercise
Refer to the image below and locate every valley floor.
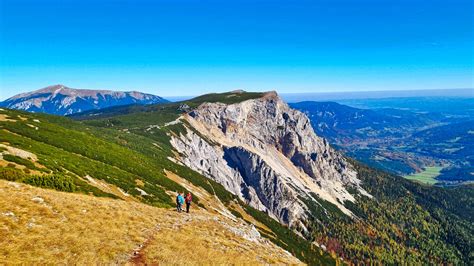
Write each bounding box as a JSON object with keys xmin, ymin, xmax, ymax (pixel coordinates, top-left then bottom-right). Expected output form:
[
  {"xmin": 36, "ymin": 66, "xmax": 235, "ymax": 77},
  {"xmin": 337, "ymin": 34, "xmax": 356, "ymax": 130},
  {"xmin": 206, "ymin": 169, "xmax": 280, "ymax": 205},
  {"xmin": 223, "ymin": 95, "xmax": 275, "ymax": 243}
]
[
  {"xmin": 0, "ymin": 180, "xmax": 301, "ymax": 264},
  {"xmin": 404, "ymin": 166, "xmax": 443, "ymax": 185}
]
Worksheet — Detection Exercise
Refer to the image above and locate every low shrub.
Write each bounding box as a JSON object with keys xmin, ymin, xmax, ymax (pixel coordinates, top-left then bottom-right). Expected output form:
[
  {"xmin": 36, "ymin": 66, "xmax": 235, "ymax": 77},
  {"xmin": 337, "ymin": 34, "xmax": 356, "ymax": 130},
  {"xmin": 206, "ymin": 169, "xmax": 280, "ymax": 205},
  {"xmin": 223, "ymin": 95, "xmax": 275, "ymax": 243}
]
[{"xmin": 23, "ymin": 174, "xmax": 77, "ymax": 192}]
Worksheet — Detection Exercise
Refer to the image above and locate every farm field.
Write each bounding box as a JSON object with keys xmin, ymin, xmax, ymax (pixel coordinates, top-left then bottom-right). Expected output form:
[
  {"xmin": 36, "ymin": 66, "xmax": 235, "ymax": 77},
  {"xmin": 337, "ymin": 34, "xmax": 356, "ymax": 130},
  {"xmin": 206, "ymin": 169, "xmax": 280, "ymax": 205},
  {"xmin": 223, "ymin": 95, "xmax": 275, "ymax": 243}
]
[{"xmin": 404, "ymin": 166, "xmax": 443, "ymax": 185}]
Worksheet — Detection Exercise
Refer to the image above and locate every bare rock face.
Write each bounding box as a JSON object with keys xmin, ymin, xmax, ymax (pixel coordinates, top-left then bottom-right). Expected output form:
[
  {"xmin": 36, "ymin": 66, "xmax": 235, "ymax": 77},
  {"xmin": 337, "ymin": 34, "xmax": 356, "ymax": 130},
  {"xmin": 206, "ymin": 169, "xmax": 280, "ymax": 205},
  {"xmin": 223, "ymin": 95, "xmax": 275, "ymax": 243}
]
[{"xmin": 170, "ymin": 92, "xmax": 370, "ymax": 230}]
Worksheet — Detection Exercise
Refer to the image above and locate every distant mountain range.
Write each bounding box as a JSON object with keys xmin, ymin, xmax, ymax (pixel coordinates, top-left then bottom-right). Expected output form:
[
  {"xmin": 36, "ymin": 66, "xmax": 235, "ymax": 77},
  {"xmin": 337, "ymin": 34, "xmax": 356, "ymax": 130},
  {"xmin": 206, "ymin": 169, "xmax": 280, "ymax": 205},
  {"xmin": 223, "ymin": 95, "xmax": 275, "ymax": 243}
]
[
  {"xmin": 0, "ymin": 85, "xmax": 168, "ymax": 115},
  {"xmin": 281, "ymin": 88, "xmax": 474, "ymax": 102},
  {"xmin": 290, "ymin": 101, "xmax": 441, "ymax": 142},
  {"xmin": 291, "ymin": 100, "xmax": 474, "ymax": 184}
]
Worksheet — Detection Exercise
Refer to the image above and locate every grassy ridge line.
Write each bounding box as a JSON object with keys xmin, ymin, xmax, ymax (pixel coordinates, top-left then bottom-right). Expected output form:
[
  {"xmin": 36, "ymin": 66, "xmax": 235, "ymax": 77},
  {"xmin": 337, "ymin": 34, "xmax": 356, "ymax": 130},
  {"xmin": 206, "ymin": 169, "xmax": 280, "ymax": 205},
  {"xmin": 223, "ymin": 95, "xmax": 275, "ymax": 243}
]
[
  {"xmin": 70, "ymin": 91, "xmax": 266, "ymax": 122},
  {"xmin": 1, "ymin": 109, "xmax": 234, "ymax": 206},
  {"xmin": 186, "ymin": 91, "xmax": 266, "ymax": 105}
]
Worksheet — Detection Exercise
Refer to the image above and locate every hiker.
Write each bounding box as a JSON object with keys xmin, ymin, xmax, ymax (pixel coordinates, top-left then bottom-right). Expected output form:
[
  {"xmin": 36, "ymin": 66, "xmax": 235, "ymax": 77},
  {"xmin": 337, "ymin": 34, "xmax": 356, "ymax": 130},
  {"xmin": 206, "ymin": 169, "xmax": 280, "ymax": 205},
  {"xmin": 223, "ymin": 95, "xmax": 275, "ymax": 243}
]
[
  {"xmin": 185, "ymin": 192, "xmax": 192, "ymax": 213},
  {"xmin": 176, "ymin": 192, "xmax": 185, "ymax": 212}
]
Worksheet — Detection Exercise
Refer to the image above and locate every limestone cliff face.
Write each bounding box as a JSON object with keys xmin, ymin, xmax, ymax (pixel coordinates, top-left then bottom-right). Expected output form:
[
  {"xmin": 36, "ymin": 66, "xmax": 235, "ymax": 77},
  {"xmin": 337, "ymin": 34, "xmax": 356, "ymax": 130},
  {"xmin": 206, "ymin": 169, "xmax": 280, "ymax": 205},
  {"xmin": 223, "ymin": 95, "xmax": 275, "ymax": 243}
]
[{"xmin": 170, "ymin": 92, "xmax": 370, "ymax": 229}]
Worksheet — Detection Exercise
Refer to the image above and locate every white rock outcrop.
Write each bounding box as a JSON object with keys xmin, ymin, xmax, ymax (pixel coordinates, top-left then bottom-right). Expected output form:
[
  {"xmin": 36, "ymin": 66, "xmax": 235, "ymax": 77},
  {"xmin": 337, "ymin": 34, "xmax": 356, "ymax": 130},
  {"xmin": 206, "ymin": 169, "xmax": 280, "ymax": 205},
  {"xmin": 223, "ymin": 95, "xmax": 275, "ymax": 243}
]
[{"xmin": 170, "ymin": 92, "xmax": 370, "ymax": 230}]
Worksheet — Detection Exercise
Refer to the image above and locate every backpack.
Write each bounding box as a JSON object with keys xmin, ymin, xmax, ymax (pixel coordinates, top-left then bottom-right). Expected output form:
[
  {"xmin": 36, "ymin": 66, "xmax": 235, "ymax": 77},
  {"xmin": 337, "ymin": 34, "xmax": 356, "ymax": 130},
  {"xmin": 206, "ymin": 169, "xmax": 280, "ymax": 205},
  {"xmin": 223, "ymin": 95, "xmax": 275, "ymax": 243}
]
[{"xmin": 186, "ymin": 194, "xmax": 192, "ymax": 203}]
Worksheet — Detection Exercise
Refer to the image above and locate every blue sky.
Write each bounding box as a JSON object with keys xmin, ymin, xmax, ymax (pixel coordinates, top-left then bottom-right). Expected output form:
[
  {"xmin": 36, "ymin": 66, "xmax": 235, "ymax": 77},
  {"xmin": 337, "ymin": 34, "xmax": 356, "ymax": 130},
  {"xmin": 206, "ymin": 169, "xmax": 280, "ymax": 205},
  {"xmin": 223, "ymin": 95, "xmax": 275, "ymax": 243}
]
[{"xmin": 0, "ymin": 0, "xmax": 472, "ymax": 99}]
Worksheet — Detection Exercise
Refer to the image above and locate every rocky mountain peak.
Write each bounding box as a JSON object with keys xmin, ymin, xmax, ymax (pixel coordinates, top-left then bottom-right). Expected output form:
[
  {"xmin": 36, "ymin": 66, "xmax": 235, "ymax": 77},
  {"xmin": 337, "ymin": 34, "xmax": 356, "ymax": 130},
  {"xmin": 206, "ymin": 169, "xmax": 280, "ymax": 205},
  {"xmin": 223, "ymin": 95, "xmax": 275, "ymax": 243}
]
[{"xmin": 171, "ymin": 93, "xmax": 371, "ymax": 230}]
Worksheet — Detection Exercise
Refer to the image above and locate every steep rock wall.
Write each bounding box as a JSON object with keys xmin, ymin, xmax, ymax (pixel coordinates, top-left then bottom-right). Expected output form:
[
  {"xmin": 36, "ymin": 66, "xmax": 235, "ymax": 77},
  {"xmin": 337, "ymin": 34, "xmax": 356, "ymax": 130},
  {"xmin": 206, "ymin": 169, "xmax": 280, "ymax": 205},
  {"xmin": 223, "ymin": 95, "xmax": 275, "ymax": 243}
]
[{"xmin": 170, "ymin": 92, "xmax": 370, "ymax": 228}]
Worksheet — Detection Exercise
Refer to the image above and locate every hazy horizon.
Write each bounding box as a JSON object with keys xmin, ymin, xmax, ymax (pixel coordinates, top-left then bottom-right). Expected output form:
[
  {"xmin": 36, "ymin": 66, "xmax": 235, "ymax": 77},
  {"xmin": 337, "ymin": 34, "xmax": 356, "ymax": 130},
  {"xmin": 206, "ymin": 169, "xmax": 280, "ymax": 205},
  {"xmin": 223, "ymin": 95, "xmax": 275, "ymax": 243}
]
[
  {"xmin": 162, "ymin": 88, "xmax": 474, "ymax": 103},
  {"xmin": 1, "ymin": 0, "xmax": 472, "ymax": 100},
  {"xmin": 1, "ymin": 85, "xmax": 472, "ymax": 102}
]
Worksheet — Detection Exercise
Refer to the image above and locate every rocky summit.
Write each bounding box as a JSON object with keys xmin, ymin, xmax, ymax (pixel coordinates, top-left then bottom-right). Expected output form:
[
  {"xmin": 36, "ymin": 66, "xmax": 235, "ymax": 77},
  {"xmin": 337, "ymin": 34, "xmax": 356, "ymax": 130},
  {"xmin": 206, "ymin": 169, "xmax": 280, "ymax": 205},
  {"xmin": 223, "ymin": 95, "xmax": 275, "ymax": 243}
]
[{"xmin": 171, "ymin": 91, "xmax": 370, "ymax": 230}]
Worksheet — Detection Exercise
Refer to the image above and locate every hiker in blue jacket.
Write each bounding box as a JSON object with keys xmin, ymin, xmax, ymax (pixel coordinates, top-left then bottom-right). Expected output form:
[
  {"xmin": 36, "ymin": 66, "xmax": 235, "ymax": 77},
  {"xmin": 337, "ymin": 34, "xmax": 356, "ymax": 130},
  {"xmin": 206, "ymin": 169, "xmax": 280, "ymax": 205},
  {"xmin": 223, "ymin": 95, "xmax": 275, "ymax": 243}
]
[{"xmin": 176, "ymin": 192, "xmax": 185, "ymax": 212}]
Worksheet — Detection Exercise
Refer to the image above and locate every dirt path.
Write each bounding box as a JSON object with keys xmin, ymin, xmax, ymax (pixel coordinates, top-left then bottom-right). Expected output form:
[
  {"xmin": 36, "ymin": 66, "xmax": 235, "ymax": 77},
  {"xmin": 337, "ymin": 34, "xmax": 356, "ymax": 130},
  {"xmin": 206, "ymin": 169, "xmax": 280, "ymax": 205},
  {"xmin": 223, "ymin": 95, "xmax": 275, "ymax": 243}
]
[
  {"xmin": 130, "ymin": 234, "xmax": 154, "ymax": 265},
  {"xmin": 129, "ymin": 211, "xmax": 194, "ymax": 265}
]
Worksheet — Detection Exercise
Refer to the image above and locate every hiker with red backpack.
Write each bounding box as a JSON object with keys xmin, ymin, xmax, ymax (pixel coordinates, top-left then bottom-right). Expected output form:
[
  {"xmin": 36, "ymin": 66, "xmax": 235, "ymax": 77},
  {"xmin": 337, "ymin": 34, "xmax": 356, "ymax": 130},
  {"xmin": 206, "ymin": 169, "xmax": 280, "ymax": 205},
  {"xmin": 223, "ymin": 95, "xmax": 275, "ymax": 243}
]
[{"xmin": 185, "ymin": 192, "xmax": 192, "ymax": 213}]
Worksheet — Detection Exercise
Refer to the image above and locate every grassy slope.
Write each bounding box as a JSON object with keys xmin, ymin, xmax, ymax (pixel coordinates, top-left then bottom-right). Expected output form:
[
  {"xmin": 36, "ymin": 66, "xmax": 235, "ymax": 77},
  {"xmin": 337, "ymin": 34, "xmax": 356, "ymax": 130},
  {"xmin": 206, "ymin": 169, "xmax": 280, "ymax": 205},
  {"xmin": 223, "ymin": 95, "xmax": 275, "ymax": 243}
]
[
  {"xmin": 0, "ymin": 109, "xmax": 182, "ymax": 206},
  {"xmin": 0, "ymin": 180, "xmax": 302, "ymax": 264}
]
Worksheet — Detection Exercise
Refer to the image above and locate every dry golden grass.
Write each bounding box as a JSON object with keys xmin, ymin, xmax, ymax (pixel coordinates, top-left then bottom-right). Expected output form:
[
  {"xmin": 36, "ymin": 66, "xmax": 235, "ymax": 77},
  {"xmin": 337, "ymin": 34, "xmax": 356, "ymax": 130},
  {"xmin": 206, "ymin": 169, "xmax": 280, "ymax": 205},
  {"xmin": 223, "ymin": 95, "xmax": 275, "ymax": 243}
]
[
  {"xmin": 228, "ymin": 201, "xmax": 276, "ymax": 237},
  {"xmin": 80, "ymin": 174, "xmax": 139, "ymax": 202},
  {"xmin": 144, "ymin": 214, "xmax": 294, "ymax": 265},
  {"xmin": 0, "ymin": 180, "xmax": 152, "ymax": 264},
  {"xmin": 0, "ymin": 143, "xmax": 48, "ymax": 175},
  {"xmin": 0, "ymin": 180, "xmax": 302, "ymax": 265},
  {"xmin": 0, "ymin": 114, "xmax": 16, "ymax": 122}
]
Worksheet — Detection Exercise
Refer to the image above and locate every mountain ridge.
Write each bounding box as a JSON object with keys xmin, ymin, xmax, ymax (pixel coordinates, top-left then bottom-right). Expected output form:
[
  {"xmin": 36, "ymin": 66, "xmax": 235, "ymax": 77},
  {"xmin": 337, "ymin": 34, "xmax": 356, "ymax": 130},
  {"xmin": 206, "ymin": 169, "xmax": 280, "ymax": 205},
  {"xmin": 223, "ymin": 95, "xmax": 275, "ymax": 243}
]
[{"xmin": 0, "ymin": 84, "xmax": 168, "ymax": 115}]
